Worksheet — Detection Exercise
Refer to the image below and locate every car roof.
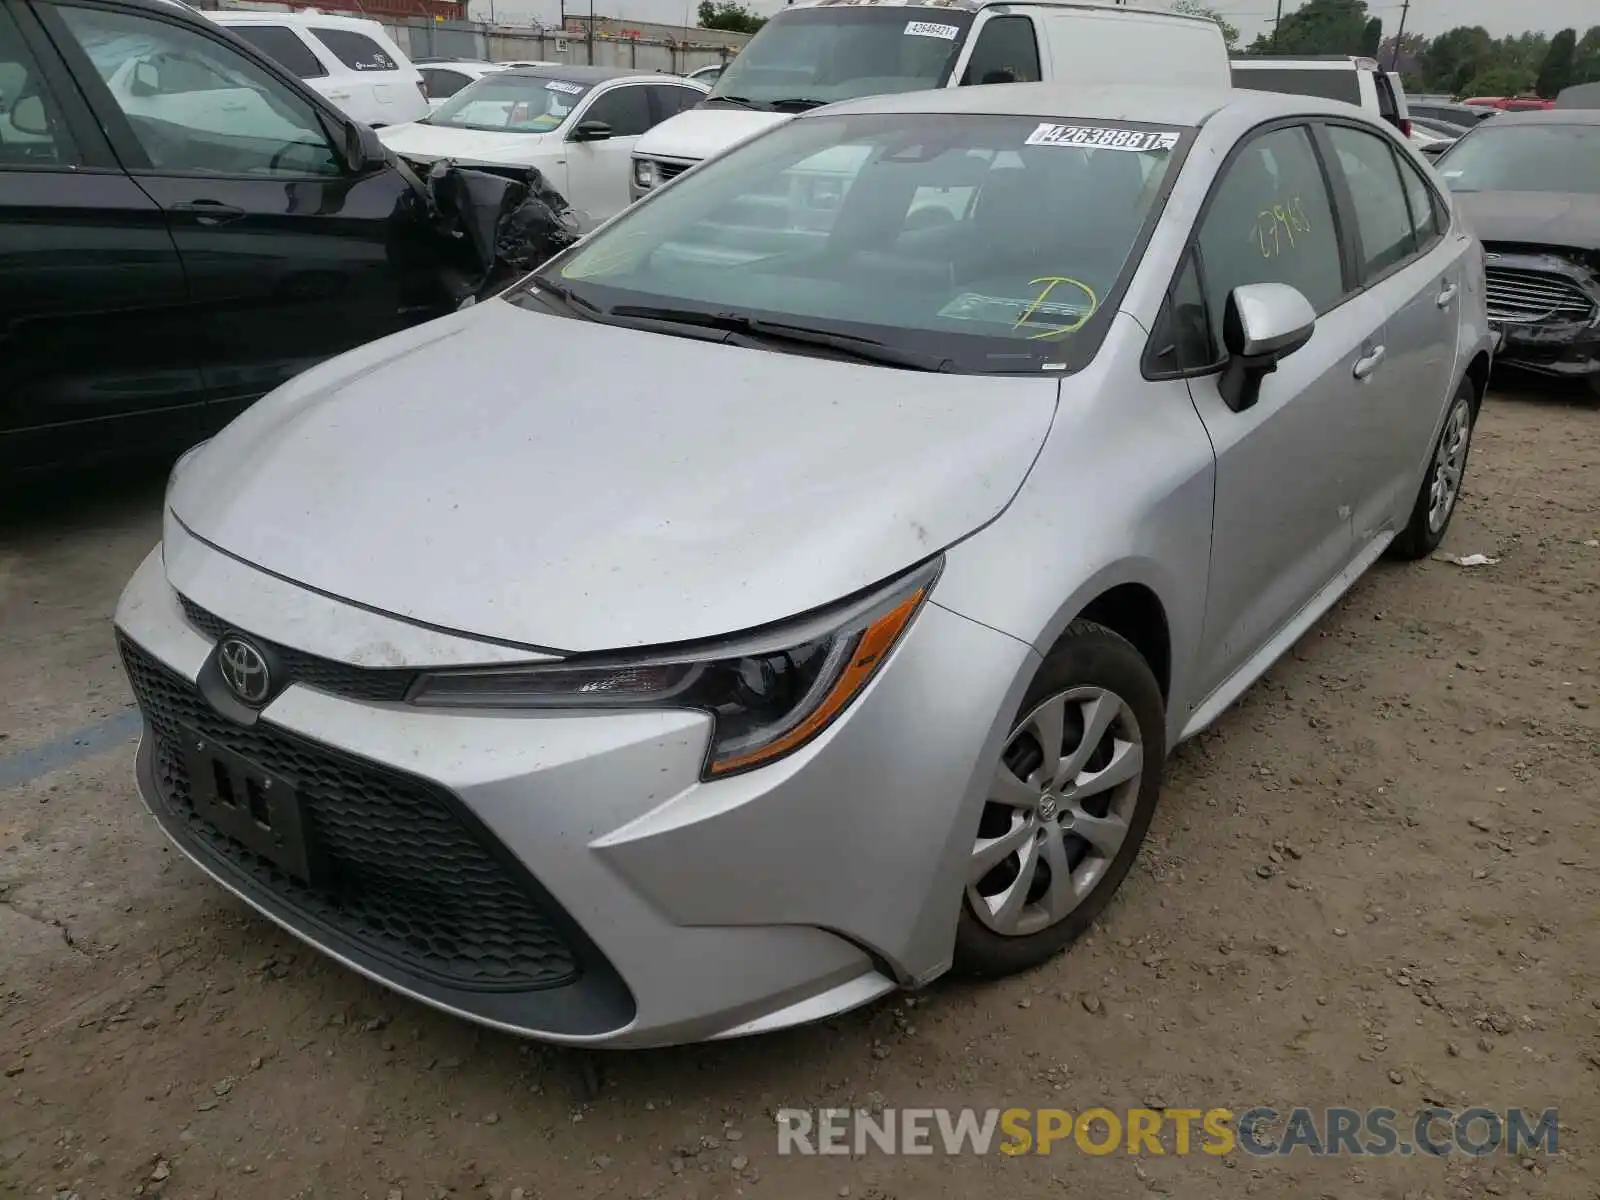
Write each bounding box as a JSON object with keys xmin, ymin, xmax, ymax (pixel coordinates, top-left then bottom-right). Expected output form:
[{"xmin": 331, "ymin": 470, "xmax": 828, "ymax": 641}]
[
  {"xmin": 210, "ymin": 8, "xmax": 386, "ymax": 30},
  {"xmin": 1483, "ymin": 107, "xmax": 1600, "ymax": 126},
  {"xmin": 787, "ymin": 0, "xmax": 1213, "ymax": 20},
  {"xmin": 498, "ymin": 64, "xmax": 655, "ymax": 83},
  {"xmin": 812, "ymin": 82, "xmax": 1367, "ymax": 129}
]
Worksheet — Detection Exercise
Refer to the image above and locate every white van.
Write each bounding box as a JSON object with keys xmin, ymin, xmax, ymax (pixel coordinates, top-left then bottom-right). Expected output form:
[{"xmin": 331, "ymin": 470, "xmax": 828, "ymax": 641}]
[
  {"xmin": 628, "ymin": 0, "xmax": 1230, "ymax": 200},
  {"xmin": 1231, "ymin": 56, "xmax": 1412, "ymax": 138},
  {"xmin": 210, "ymin": 11, "xmax": 429, "ymax": 128}
]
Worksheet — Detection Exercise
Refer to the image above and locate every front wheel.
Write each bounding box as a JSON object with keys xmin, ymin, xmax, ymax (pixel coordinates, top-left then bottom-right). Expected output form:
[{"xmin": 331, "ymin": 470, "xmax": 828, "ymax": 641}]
[
  {"xmin": 1389, "ymin": 377, "xmax": 1477, "ymax": 561},
  {"xmin": 953, "ymin": 620, "xmax": 1165, "ymax": 978}
]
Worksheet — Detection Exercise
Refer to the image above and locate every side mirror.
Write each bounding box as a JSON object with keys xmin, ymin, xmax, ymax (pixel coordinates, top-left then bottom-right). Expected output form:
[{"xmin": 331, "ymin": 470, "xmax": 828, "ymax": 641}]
[
  {"xmin": 341, "ymin": 119, "xmax": 387, "ymax": 173},
  {"xmin": 8, "ymin": 93, "xmax": 47, "ymax": 136},
  {"xmin": 1218, "ymin": 282, "xmax": 1316, "ymax": 413},
  {"xmin": 130, "ymin": 61, "xmax": 160, "ymax": 97},
  {"xmin": 570, "ymin": 119, "xmax": 613, "ymax": 142}
]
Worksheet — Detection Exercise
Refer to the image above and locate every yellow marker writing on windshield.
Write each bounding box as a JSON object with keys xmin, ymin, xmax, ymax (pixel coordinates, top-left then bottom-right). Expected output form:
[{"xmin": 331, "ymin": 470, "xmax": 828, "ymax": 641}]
[{"xmin": 1013, "ymin": 276, "xmax": 1099, "ymax": 340}]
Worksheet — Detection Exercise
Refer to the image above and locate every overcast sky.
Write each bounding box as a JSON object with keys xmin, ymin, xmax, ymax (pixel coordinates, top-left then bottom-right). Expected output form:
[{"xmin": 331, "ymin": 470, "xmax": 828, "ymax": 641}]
[{"xmin": 488, "ymin": 0, "xmax": 1597, "ymax": 41}]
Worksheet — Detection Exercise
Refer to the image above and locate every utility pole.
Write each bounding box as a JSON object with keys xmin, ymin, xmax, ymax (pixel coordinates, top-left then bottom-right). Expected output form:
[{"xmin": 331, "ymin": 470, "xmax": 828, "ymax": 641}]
[
  {"xmin": 1273, "ymin": 0, "xmax": 1282, "ymax": 33},
  {"xmin": 1390, "ymin": 0, "xmax": 1410, "ymax": 70}
]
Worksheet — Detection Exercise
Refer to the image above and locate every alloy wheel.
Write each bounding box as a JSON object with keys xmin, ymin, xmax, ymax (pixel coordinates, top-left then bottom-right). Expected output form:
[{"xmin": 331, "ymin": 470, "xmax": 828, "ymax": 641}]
[
  {"xmin": 967, "ymin": 686, "xmax": 1144, "ymax": 938},
  {"xmin": 1428, "ymin": 396, "xmax": 1473, "ymax": 534}
]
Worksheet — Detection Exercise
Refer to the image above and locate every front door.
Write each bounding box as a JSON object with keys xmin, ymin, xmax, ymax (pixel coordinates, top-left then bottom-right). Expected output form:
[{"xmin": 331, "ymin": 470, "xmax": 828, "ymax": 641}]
[
  {"xmin": 1186, "ymin": 122, "xmax": 1373, "ymax": 697},
  {"xmin": 46, "ymin": 0, "xmax": 417, "ymax": 414},
  {"xmin": 562, "ymin": 81, "xmax": 653, "ymax": 230},
  {"xmin": 0, "ymin": 0, "xmax": 201, "ymax": 476}
]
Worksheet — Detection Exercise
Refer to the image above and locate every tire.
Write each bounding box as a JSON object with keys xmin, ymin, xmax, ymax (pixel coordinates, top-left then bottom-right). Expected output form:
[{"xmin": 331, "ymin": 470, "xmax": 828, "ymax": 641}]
[
  {"xmin": 1388, "ymin": 375, "xmax": 1478, "ymax": 562},
  {"xmin": 953, "ymin": 619, "xmax": 1165, "ymax": 978}
]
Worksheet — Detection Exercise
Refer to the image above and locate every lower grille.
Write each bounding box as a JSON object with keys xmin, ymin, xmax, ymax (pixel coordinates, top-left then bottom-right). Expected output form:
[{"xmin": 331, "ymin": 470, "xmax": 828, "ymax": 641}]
[
  {"xmin": 121, "ymin": 635, "xmax": 581, "ymax": 992},
  {"xmin": 1486, "ymin": 267, "xmax": 1597, "ymax": 324},
  {"xmin": 177, "ymin": 594, "xmax": 416, "ymax": 703},
  {"xmin": 654, "ymin": 158, "xmax": 693, "ymax": 181}
]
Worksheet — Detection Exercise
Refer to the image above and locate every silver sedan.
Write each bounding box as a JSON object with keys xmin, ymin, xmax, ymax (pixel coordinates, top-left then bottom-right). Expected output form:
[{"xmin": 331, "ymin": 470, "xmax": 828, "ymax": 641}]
[{"xmin": 115, "ymin": 82, "xmax": 1495, "ymax": 1047}]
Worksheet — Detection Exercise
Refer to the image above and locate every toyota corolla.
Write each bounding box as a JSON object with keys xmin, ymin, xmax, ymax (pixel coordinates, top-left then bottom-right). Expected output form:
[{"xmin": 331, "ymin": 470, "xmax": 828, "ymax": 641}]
[{"xmin": 116, "ymin": 83, "xmax": 1494, "ymax": 1047}]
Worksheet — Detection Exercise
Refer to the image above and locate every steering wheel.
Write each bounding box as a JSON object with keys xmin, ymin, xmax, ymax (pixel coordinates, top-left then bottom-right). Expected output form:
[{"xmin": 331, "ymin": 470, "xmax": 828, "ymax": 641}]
[{"xmin": 268, "ymin": 142, "xmax": 298, "ymax": 173}]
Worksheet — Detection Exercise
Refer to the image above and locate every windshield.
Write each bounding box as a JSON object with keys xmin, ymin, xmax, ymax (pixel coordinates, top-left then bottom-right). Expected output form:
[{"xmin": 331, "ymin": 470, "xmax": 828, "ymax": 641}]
[
  {"xmin": 523, "ymin": 112, "xmax": 1186, "ymax": 374},
  {"xmin": 708, "ymin": 8, "xmax": 973, "ymax": 109},
  {"xmin": 1437, "ymin": 124, "xmax": 1600, "ymax": 194},
  {"xmin": 425, "ymin": 72, "xmax": 591, "ymax": 131}
]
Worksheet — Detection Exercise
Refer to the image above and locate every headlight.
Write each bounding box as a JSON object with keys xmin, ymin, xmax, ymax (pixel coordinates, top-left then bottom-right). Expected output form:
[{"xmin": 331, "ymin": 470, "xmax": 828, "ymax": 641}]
[
  {"xmin": 632, "ymin": 158, "xmax": 658, "ymax": 190},
  {"xmin": 409, "ymin": 559, "xmax": 941, "ymax": 778}
]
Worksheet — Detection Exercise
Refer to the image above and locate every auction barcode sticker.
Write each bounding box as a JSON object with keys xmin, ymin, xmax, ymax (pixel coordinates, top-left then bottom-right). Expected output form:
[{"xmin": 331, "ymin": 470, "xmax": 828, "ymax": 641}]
[
  {"xmin": 904, "ymin": 20, "xmax": 959, "ymax": 38},
  {"xmin": 1025, "ymin": 123, "xmax": 1180, "ymax": 152},
  {"xmin": 545, "ymin": 80, "xmax": 584, "ymax": 94}
]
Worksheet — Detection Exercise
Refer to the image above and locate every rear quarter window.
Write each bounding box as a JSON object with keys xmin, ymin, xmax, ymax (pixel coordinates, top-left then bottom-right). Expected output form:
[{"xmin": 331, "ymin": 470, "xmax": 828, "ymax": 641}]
[
  {"xmin": 1232, "ymin": 67, "xmax": 1361, "ymax": 106},
  {"xmin": 228, "ymin": 24, "xmax": 327, "ymax": 79},
  {"xmin": 310, "ymin": 28, "xmax": 399, "ymax": 73}
]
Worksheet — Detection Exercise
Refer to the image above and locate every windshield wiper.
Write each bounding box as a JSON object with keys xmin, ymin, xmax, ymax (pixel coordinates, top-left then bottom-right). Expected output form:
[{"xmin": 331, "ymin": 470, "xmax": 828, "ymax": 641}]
[
  {"xmin": 524, "ymin": 274, "xmax": 601, "ymax": 318},
  {"xmin": 608, "ymin": 306, "xmax": 952, "ymax": 371},
  {"xmin": 705, "ymin": 94, "xmax": 765, "ymax": 110},
  {"xmin": 767, "ymin": 97, "xmax": 829, "ymax": 112}
]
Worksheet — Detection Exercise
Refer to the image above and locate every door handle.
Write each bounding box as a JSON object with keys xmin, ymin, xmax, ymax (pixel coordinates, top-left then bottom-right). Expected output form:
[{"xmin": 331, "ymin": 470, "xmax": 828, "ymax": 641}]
[
  {"xmin": 328, "ymin": 90, "xmax": 352, "ymax": 99},
  {"xmin": 169, "ymin": 200, "xmax": 247, "ymax": 226},
  {"xmin": 1436, "ymin": 282, "xmax": 1459, "ymax": 308},
  {"xmin": 1352, "ymin": 344, "xmax": 1386, "ymax": 380}
]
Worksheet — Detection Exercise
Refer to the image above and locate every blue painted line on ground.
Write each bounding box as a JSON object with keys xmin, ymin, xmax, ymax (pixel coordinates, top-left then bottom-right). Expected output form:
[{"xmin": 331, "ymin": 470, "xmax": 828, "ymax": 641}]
[{"xmin": 0, "ymin": 707, "xmax": 142, "ymax": 790}]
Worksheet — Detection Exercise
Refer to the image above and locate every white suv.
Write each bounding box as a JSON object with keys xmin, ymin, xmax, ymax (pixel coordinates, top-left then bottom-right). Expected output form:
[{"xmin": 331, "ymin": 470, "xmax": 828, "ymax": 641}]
[{"xmin": 210, "ymin": 11, "xmax": 428, "ymax": 128}]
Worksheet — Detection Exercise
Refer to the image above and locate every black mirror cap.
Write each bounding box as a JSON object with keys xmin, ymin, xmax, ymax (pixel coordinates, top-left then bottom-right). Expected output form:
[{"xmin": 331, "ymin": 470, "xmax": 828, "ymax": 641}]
[
  {"xmin": 571, "ymin": 119, "xmax": 613, "ymax": 142},
  {"xmin": 343, "ymin": 120, "xmax": 387, "ymax": 172}
]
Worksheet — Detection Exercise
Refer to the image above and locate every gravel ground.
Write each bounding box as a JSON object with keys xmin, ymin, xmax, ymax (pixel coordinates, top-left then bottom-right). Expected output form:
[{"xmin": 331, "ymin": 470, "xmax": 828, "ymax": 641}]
[{"xmin": 2, "ymin": 384, "xmax": 1598, "ymax": 1200}]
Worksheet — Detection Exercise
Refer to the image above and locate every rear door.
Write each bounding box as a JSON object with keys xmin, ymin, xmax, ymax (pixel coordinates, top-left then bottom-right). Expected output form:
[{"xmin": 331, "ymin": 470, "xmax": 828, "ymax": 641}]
[
  {"xmin": 1320, "ymin": 121, "xmax": 1462, "ymax": 531},
  {"xmin": 305, "ymin": 24, "xmax": 425, "ymax": 126},
  {"xmin": 1182, "ymin": 121, "xmax": 1372, "ymax": 695},
  {"xmin": 0, "ymin": 0, "xmax": 201, "ymax": 476},
  {"xmin": 44, "ymin": 0, "xmax": 420, "ymax": 416}
]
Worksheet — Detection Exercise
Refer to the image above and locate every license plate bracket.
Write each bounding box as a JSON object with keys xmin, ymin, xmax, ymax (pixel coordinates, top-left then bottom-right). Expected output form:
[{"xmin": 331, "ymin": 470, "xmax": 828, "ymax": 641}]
[{"xmin": 179, "ymin": 728, "xmax": 319, "ymax": 884}]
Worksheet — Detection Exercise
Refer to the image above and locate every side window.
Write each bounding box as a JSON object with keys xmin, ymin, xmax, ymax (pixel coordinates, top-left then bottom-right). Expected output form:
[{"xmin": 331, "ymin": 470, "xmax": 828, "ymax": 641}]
[
  {"xmin": 56, "ymin": 5, "xmax": 341, "ymax": 178},
  {"xmin": 0, "ymin": 7, "xmax": 78, "ymax": 166},
  {"xmin": 647, "ymin": 84, "xmax": 703, "ymax": 123},
  {"xmin": 959, "ymin": 16, "xmax": 1041, "ymax": 85},
  {"xmin": 1327, "ymin": 125, "xmax": 1415, "ymax": 279},
  {"xmin": 1148, "ymin": 248, "xmax": 1220, "ymax": 375},
  {"xmin": 226, "ymin": 25, "xmax": 328, "ymax": 80},
  {"xmin": 422, "ymin": 68, "xmax": 469, "ymax": 99},
  {"xmin": 309, "ymin": 29, "xmax": 397, "ymax": 73},
  {"xmin": 1196, "ymin": 125, "xmax": 1346, "ymax": 332},
  {"xmin": 1395, "ymin": 152, "xmax": 1441, "ymax": 250},
  {"xmin": 577, "ymin": 85, "xmax": 651, "ymax": 137}
]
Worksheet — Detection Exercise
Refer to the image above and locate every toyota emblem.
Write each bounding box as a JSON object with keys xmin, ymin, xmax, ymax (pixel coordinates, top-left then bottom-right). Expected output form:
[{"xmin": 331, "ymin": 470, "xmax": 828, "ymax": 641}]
[{"xmin": 217, "ymin": 635, "xmax": 271, "ymax": 705}]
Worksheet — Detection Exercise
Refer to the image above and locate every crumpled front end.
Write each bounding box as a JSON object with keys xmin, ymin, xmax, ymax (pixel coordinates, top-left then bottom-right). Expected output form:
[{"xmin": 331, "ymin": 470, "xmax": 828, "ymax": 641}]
[{"xmin": 1483, "ymin": 245, "xmax": 1600, "ymax": 383}]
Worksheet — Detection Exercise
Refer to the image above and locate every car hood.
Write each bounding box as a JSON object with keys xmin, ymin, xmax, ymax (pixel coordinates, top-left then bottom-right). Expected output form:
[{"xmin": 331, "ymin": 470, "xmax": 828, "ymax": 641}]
[
  {"xmin": 632, "ymin": 106, "xmax": 791, "ymax": 162},
  {"xmin": 168, "ymin": 301, "xmax": 1059, "ymax": 654},
  {"xmin": 1451, "ymin": 191, "xmax": 1600, "ymax": 251},
  {"xmin": 378, "ymin": 121, "xmax": 552, "ymax": 164}
]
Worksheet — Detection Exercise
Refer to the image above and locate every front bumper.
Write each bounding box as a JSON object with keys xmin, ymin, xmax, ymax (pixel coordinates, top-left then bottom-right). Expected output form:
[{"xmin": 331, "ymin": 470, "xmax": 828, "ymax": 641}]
[
  {"xmin": 1486, "ymin": 250, "xmax": 1600, "ymax": 381},
  {"xmin": 114, "ymin": 539, "xmax": 1034, "ymax": 1047}
]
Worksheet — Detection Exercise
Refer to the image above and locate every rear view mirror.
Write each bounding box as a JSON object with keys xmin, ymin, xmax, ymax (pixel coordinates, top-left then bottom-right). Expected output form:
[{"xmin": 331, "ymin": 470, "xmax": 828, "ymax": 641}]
[
  {"xmin": 8, "ymin": 93, "xmax": 47, "ymax": 136},
  {"xmin": 1219, "ymin": 282, "xmax": 1316, "ymax": 413},
  {"xmin": 341, "ymin": 119, "xmax": 387, "ymax": 173},
  {"xmin": 130, "ymin": 61, "xmax": 160, "ymax": 97},
  {"xmin": 570, "ymin": 119, "xmax": 613, "ymax": 142}
]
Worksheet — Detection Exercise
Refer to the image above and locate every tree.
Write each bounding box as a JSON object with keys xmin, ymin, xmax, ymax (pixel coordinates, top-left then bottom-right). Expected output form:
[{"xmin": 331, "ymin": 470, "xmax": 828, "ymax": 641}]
[
  {"xmin": 1360, "ymin": 16, "xmax": 1382, "ymax": 57},
  {"xmin": 1171, "ymin": 0, "xmax": 1239, "ymax": 52},
  {"xmin": 1378, "ymin": 31, "xmax": 1428, "ymax": 74},
  {"xmin": 1462, "ymin": 64, "xmax": 1536, "ymax": 99},
  {"xmin": 1247, "ymin": 0, "xmax": 1369, "ymax": 57},
  {"xmin": 697, "ymin": 0, "xmax": 763, "ymax": 34},
  {"xmin": 1420, "ymin": 26, "xmax": 1495, "ymax": 96},
  {"xmin": 1537, "ymin": 28, "xmax": 1577, "ymax": 97},
  {"xmin": 1572, "ymin": 25, "xmax": 1600, "ymax": 85}
]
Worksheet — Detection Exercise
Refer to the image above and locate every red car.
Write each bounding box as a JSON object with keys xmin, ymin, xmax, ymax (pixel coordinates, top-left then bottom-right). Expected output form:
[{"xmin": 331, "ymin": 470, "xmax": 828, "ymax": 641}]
[{"xmin": 1463, "ymin": 96, "xmax": 1555, "ymax": 112}]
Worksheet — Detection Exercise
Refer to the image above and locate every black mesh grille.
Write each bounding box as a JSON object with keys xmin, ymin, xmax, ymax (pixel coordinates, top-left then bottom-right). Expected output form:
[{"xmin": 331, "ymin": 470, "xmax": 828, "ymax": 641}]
[
  {"xmin": 121, "ymin": 635, "xmax": 582, "ymax": 992},
  {"xmin": 177, "ymin": 594, "xmax": 417, "ymax": 703}
]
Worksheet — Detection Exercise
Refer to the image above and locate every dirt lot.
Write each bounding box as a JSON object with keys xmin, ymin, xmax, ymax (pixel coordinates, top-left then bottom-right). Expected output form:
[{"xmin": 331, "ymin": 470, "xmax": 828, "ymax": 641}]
[{"xmin": 3, "ymin": 384, "xmax": 1598, "ymax": 1200}]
